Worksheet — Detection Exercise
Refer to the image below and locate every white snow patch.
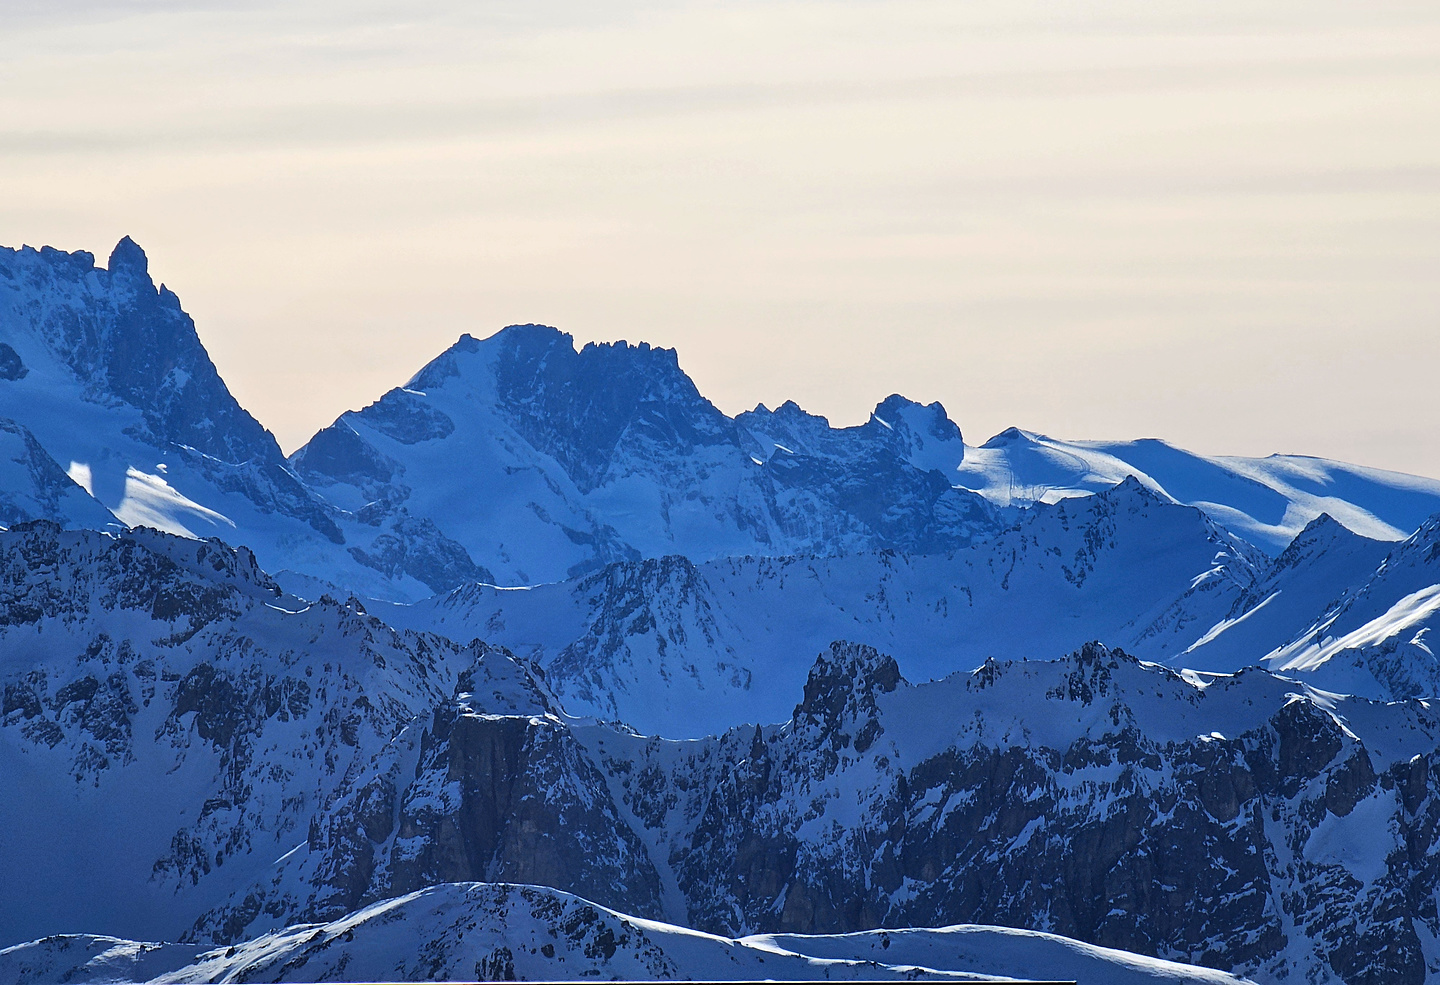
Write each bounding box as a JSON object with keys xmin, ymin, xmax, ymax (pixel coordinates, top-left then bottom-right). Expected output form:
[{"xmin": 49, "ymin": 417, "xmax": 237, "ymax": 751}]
[
  {"xmin": 67, "ymin": 460, "xmax": 93, "ymax": 496},
  {"xmin": 112, "ymin": 467, "xmax": 236, "ymax": 538},
  {"xmin": 1274, "ymin": 584, "xmax": 1440, "ymax": 673}
]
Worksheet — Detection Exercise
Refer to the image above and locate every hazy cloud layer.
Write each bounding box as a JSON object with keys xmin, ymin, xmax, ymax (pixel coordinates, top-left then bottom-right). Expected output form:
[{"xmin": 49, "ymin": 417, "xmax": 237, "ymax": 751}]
[{"xmin": 2, "ymin": 0, "xmax": 1437, "ymax": 474}]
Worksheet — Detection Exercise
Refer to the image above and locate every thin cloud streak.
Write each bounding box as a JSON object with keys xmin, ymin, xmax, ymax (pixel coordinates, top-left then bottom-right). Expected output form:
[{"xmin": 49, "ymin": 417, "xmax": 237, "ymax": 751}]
[{"xmin": 4, "ymin": 53, "xmax": 1438, "ymax": 158}]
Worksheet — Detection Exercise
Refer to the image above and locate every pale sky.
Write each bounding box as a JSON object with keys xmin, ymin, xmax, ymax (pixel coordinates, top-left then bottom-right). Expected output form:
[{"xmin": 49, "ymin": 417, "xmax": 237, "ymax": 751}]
[{"xmin": 2, "ymin": 0, "xmax": 1438, "ymax": 474}]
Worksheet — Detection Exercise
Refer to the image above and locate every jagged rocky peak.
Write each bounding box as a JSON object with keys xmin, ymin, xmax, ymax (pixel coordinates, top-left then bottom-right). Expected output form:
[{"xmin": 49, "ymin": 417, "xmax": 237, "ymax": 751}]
[
  {"xmin": 0, "ymin": 519, "xmax": 282, "ymax": 626},
  {"xmin": 106, "ymin": 235, "xmax": 149, "ymax": 284},
  {"xmin": 303, "ymin": 323, "xmax": 734, "ymax": 494},
  {"xmin": 1107, "ymin": 472, "xmax": 1162, "ymax": 502},
  {"xmin": 484, "ymin": 324, "xmax": 732, "ymax": 490},
  {"xmin": 1384, "ymin": 509, "xmax": 1440, "ymax": 567},
  {"xmin": 795, "ymin": 641, "xmax": 904, "ymax": 730},
  {"xmin": 1072, "ymin": 474, "xmax": 1262, "ymax": 575},
  {"xmin": 122, "ymin": 525, "xmax": 283, "ymax": 600},
  {"xmin": 1270, "ymin": 512, "xmax": 1369, "ymax": 569},
  {"xmin": 1035, "ymin": 472, "xmax": 1199, "ymax": 531},
  {"xmin": 736, "ymin": 392, "xmax": 964, "ymax": 475},
  {"xmin": 0, "ymin": 238, "xmax": 282, "ymax": 465},
  {"xmin": 967, "ymin": 639, "xmax": 1137, "ymax": 700},
  {"xmin": 583, "ymin": 552, "xmax": 702, "ymax": 594},
  {"xmin": 871, "ymin": 393, "xmax": 963, "ymax": 454}
]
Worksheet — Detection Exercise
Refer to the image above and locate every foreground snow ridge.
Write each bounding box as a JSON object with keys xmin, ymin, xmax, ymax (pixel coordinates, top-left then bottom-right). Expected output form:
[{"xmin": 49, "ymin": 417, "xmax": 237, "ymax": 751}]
[{"xmin": 0, "ymin": 882, "xmax": 1254, "ymax": 984}]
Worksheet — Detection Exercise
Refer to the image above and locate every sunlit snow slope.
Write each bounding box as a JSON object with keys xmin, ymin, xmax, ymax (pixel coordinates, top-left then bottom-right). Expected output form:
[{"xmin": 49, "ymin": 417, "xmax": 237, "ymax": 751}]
[
  {"xmin": 0, "ymin": 882, "xmax": 1252, "ymax": 985},
  {"xmin": 0, "ymin": 240, "xmax": 455, "ymax": 598},
  {"xmin": 957, "ymin": 427, "xmax": 1440, "ymax": 554}
]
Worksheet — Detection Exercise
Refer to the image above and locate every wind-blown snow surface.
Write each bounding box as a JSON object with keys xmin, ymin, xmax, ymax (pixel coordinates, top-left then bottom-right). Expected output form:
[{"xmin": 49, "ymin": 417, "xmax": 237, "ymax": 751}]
[
  {"xmin": 0, "ymin": 883, "xmax": 1253, "ymax": 984},
  {"xmin": 956, "ymin": 427, "xmax": 1440, "ymax": 554}
]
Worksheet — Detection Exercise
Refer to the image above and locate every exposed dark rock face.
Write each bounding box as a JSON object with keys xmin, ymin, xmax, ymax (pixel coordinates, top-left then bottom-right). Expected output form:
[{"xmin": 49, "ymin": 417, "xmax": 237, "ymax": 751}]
[
  {"xmin": 164, "ymin": 637, "xmax": 1440, "ymax": 984},
  {"xmin": 599, "ymin": 643, "xmax": 1440, "ymax": 985},
  {"xmin": 97, "ymin": 239, "xmax": 271, "ymax": 463},
  {"xmin": 295, "ymin": 420, "xmax": 399, "ymax": 492},
  {"xmin": 0, "ymin": 343, "xmax": 27, "ymax": 381},
  {"xmin": 485, "ymin": 326, "xmax": 734, "ymax": 496},
  {"xmin": 347, "ymin": 506, "xmax": 493, "ymax": 594},
  {"xmin": 386, "ymin": 701, "xmax": 663, "ymax": 918}
]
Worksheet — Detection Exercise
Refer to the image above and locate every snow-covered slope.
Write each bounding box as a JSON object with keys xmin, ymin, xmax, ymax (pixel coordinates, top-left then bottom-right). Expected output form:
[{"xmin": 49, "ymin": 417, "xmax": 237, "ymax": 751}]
[
  {"xmin": 382, "ymin": 478, "xmax": 1269, "ymax": 736},
  {"xmin": 1261, "ymin": 514, "xmax": 1440, "ymax": 699},
  {"xmin": 0, "ymin": 883, "xmax": 1254, "ymax": 985},
  {"xmin": 0, "ymin": 240, "xmax": 479, "ymax": 601},
  {"xmin": 0, "ymin": 417, "xmax": 117, "ymax": 530},
  {"xmin": 194, "ymin": 639, "xmax": 1440, "ymax": 984},
  {"xmin": 1177, "ymin": 514, "xmax": 1393, "ymax": 673},
  {"xmin": 640, "ymin": 642, "xmax": 1440, "ymax": 984},
  {"xmin": 0, "ymin": 520, "xmax": 564, "ymax": 948},
  {"xmin": 956, "ymin": 428, "xmax": 1440, "ymax": 554},
  {"xmin": 3, "ymin": 523, "xmax": 1435, "ymax": 983},
  {"xmin": 13, "ymin": 235, "xmax": 1440, "ymax": 985},
  {"xmin": 6, "ymin": 238, "xmax": 1437, "ymax": 605},
  {"xmin": 290, "ymin": 325, "xmax": 1003, "ymax": 587}
]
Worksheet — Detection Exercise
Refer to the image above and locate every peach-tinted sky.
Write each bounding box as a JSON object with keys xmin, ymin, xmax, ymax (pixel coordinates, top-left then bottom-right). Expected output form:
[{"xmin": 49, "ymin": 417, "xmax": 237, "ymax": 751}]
[{"xmin": 3, "ymin": 0, "xmax": 1438, "ymax": 473}]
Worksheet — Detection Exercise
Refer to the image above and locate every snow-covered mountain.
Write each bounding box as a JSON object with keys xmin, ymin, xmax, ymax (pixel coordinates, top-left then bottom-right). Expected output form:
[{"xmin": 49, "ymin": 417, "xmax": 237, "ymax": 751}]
[
  {"xmin": 0, "ymin": 240, "xmax": 488, "ymax": 601},
  {"xmin": 0, "ymin": 882, "xmax": 1254, "ymax": 985},
  {"xmin": 1261, "ymin": 514, "xmax": 1440, "ymax": 699},
  {"xmin": 388, "ymin": 481, "xmax": 1440, "ymax": 736},
  {"xmin": 622, "ymin": 640, "xmax": 1440, "ymax": 984},
  {"xmin": 383, "ymin": 477, "xmax": 1269, "ymax": 736},
  {"xmin": 5, "ymin": 238, "xmax": 1438, "ymax": 605},
  {"xmin": 0, "ymin": 520, "xmax": 555, "ymax": 948},
  {"xmin": 0, "ymin": 417, "xmax": 117, "ymax": 530},
  {"xmin": 4, "ymin": 521, "xmax": 1439, "ymax": 982},
  {"xmin": 1176, "ymin": 514, "xmax": 1393, "ymax": 670},
  {"xmin": 956, "ymin": 427, "xmax": 1440, "ymax": 554},
  {"xmin": 290, "ymin": 321, "xmax": 1440, "ymax": 594},
  {"xmin": 289, "ymin": 324, "xmax": 1003, "ymax": 588},
  {"xmin": 13, "ymin": 236, "xmax": 1440, "ymax": 985}
]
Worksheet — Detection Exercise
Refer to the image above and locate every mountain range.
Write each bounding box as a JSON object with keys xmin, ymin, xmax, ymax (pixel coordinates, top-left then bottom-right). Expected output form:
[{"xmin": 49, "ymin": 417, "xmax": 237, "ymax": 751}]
[
  {"xmin": 6, "ymin": 238, "xmax": 1440, "ymax": 983},
  {"xmin": 5, "ymin": 240, "xmax": 1439, "ymax": 603}
]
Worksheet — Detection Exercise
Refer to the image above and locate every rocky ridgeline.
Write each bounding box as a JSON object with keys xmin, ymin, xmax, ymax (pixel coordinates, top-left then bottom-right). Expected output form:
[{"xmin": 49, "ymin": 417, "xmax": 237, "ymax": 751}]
[
  {"xmin": 3, "ymin": 522, "xmax": 1439, "ymax": 983},
  {"xmin": 291, "ymin": 324, "xmax": 1004, "ymax": 589},
  {"xmin": 167, "ymin": 636, "xmax": 1440, "ymax": 985}
]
